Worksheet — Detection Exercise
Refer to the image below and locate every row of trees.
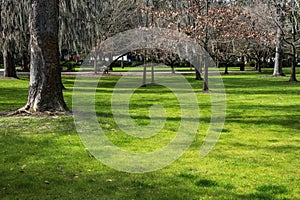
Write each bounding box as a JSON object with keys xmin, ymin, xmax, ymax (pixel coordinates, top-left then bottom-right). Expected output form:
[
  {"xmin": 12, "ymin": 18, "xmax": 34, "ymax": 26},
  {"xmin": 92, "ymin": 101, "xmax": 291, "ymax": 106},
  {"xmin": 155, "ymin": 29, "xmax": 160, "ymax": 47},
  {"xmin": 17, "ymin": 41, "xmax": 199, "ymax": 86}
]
[
  {"xmin": 0, "ymin": 0, "xmax": 299, "ymax": 112},
  {"xmin": 138, "ymin": 0, "xmax": 300, "ymax": 81}
]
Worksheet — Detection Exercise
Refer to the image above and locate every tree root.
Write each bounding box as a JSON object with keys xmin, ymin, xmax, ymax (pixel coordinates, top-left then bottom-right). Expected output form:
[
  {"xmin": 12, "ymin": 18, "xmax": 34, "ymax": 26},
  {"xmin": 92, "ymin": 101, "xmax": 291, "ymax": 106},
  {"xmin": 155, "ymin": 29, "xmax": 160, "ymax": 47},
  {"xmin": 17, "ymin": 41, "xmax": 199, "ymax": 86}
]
[{"xmin": 0, "ymin": 108, "xmax": 72, "ymax": 117}]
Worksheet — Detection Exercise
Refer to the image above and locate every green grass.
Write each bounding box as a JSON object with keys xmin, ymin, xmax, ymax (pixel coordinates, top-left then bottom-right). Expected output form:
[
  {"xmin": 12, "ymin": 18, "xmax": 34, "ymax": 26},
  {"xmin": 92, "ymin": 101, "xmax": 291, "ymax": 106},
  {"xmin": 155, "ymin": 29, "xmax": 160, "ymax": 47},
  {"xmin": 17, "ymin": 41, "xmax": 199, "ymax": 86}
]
[
  {"xmin": 76, "ymin": 64, "xmax": 288, "ymax": 75},
  {"xmin": 74, "ymin": 65, "xmax": 193, "ymax": 73},
  {"xmin": 76, "ymin": 65, "xmax": 255, "ymax": 73},
  {"xmin": 0, "ymin": 70, "xmax": 300, "ymax": 199}
]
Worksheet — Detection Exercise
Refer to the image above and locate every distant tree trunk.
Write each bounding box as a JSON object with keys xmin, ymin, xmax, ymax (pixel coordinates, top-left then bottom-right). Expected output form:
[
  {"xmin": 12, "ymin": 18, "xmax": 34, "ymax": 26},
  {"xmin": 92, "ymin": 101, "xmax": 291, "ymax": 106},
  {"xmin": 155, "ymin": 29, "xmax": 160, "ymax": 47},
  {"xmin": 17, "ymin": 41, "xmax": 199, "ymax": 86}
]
[
  {"xmin": 258, "ymin": 62, "xmax": 262, "ymax": 73},
  {"xmin": 21, "ymin": 51, "xmax": 30, "ymax": 71},
  {"xmin": 93, "ymin": 51, "xmax": 98, "ymax": 74},
  {"xmin": 195, "ymin": 69, "xmax": 202, "ymax": 80},
  {"xmin": 121, "ymin": 56, "xmax": 124, "ymax": 69},
  {"xmin": 3, "ymin": 49, "xmax": 17, "ymax": 78},
  {"xmin": 273, "ymin": 36, "xmax": 284, "ymax": 76},
  {"xmin": 255, "ymin": 58, "xmax": 262, "ymax": 73},
  {"xmin": 288, "ymin": 0, "xmax": 298, "ymax": 82},
  {"xmin": 171, "ymin": 63, "xmax": 175, "ymax": 74},
  {"xmin": 195, "ymin": 56, "xmax": 203, "ymax": 80},
  {"xmin": 203, "ymin": 61, "xmax": 209, "ymax": 92},
  {"xmin": 273, "ymin": 2, "xmax": 285, "ymax": 77},
  {"xmin": 23, "ymin": 0, "xmax": 67, "ymax": 112},
  {"xmin": 202, "ymin": 0, "xmax": 209, "ymax": 92},
  {"xmin": 289, "ymin": 41, "xmax": 298, "ymax": 82},
  {"xmin": 151, "ymin": 63, "xmax": 155, "ymax": 84},
  {"xmin": 224, "ymin": 63, "xmax": 229, "ymax": 75},
  {"xmin": 240, "ymin": 56, "xmax": 245, "ymax": 71},
  {"xmin": 289, "ymin": 57, "xmax": 297, "ymax": 82},
  {"xmin": 142, "ymin": 50, "xmax": 147, "ymax": 87}
]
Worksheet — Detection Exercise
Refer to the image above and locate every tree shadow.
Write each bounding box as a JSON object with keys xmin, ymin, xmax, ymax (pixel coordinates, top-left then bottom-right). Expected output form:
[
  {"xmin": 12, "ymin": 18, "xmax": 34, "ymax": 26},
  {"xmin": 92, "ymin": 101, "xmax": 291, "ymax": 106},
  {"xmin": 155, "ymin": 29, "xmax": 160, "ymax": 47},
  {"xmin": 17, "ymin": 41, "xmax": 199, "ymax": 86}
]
[
  {"xmin": 237, "ymin": 184, "xmax": 290, "ymax": 200},
  {"xmin": 0, "ymin": 117, "xmax": 295, "ymax": 199}
]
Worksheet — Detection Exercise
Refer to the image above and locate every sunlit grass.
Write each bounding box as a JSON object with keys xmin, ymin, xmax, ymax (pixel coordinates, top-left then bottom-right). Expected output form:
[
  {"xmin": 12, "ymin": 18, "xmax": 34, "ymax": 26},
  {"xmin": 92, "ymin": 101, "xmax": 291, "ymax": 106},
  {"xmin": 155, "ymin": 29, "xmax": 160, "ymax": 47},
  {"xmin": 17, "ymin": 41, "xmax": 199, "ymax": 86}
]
[{"xmin": 0, "ymin": 70, "xmax": 299, "ymax": 199}]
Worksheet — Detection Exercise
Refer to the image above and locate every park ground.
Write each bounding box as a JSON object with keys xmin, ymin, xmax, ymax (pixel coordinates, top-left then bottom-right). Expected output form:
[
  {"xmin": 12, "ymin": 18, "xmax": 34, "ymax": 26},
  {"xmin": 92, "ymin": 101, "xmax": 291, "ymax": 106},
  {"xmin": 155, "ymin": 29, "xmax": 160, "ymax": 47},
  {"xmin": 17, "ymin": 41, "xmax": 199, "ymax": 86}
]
[{"xmin": 0, "ymin": 67, "xmax": 299, "ymax": 199}]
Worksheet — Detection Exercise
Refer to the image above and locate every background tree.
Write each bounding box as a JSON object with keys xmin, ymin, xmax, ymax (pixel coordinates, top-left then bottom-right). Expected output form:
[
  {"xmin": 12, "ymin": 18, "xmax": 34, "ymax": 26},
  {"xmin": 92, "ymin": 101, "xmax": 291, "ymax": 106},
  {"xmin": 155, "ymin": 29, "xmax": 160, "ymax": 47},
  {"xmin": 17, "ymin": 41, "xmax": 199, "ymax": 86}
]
[
  {"xmin": 264, "ymin": 0, "xmax": 299, "ymax": 80},
  {"xmin": 273, "ymin": 0, "xmax": 287, "ymax": 76},
  {"xmin": 0, "ymin": 0, "xmax": 30, "ymax": 78},
  {"xmin": 284, "ymin": 0, "xmax": 299, "ymax": 82},
  {"xmin": 59, "ymin": 0, "xmax": 136, "ymax": 57}
]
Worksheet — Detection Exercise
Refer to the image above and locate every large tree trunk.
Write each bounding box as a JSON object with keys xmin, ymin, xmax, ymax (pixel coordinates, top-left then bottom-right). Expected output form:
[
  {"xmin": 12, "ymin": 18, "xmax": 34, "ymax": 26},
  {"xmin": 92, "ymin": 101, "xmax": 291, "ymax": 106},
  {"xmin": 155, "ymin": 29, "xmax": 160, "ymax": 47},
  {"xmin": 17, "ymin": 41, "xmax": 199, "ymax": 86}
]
[
  {"xmin": 3, "ymin": 49, "xmax": 17, "ymax": 78},
  {"xmin": 23, "ymin": 0, "xmax": 67, "ymax": 112}
]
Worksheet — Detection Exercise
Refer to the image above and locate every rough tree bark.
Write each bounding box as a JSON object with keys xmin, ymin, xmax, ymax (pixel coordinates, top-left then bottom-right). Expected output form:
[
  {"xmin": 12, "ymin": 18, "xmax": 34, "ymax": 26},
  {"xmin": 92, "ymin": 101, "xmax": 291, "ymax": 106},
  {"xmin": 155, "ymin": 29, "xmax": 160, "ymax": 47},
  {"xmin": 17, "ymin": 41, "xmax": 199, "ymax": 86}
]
[{"xmin": 23, "ymin": 0, "xmax": 67, "ymax": 112}]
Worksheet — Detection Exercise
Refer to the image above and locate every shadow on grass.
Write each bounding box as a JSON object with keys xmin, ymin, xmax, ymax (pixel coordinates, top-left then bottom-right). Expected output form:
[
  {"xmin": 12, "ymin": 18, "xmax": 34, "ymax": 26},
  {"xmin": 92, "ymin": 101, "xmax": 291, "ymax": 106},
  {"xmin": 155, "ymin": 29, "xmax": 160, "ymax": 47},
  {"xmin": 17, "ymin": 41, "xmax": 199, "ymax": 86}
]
[
  {"xmin": 238, "ymin": 184, "xmax": 289, "ymax": 200},
  {"xmin": 0, "ymin": 116, "xmax": 295, "ymax": 199},
  {"xmin": 226, "ymin": 113, "xmax": 300, "ymax": 134},
  {"xmin": 224, "ymin": 77, "xmax": 300, "ymax": 95},
  {"xmin": 1, "ymin": 74, "xmax": 299, "ymax": 199}
]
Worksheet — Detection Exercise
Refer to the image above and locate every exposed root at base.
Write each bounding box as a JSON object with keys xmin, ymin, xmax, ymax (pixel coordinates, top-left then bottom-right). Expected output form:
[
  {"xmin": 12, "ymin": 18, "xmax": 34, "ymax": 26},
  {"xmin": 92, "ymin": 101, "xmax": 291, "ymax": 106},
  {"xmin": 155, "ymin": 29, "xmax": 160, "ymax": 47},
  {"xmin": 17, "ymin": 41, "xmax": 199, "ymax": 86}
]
[{"xmin": 0, "ymin": 109, "xmax": 72, "ymax": 117}]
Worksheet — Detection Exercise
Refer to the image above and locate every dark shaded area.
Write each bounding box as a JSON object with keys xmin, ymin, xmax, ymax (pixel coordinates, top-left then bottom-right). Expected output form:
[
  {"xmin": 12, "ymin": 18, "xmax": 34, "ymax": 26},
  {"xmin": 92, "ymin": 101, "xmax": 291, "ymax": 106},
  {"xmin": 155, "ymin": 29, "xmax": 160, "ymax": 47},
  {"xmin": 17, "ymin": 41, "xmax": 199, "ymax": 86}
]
[{"xmin": 195, "ymin": 179, "xmax": 218, "ymax": 187}]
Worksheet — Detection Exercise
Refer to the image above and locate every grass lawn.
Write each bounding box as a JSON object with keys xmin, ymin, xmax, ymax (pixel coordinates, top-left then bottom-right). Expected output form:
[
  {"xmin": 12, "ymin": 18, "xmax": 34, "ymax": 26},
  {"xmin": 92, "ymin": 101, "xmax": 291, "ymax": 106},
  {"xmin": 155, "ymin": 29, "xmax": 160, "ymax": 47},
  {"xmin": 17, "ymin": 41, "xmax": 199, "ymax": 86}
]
[
  {"xmin": 74, "ymin": 64, "xmax": 255, "ymax": 73},
  {"xmin": 0, "ymin": 69, "xmax": 299, "ymax": 199}
]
